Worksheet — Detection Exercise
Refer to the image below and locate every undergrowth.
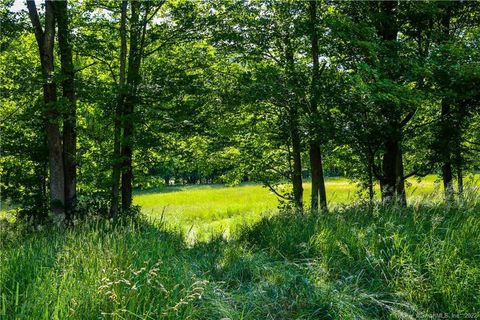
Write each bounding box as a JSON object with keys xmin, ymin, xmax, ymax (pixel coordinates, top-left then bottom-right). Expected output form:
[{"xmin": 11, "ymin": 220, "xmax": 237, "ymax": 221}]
[{"xmin": 1, "ymin": 195, "xmax": 479, "ymax": 319}]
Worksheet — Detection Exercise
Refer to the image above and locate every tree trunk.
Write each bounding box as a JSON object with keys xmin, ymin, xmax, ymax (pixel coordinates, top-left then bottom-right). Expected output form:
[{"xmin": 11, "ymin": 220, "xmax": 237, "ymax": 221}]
[
  {"xmin": 308, "ymin": 0, "xmax": 327, "ymax": 212},
  {"xmin": 121, "ymin": 1, "xmax": 143, "ymax": 210},
  {"xmin": 376, "ymin": 1, "xmax": 406, "ymax": 206},
  {"xmin": 439, "ymin": 9, "xmax": 455, "ymax": 203},
  {"xmin": 309, "ymin": 144, "xmax": 320, "ymax": 211},
  {"xmin": 111, "ymin": 0, "xmax": 128, "ymax": 217},
  {"xmin": 27, "ymin": 0, "xmax": 65, "ymax": 223},
  {"xmin": 368, "ymin": 167, "xmax": 374, "ymax": 202},
  {"xmin": 440, "ymin": 101, "xmax": 455, "ymax": 202},
  {"xmin": 283, "ymin": 27, "xmax": 303, "ymax": 211},
  {"xmin": 121, "ymin": 96, "xmax": 134, "ymax": 210},
  {"xmin": 54, "ymin": 0, "xmax": 77, "ymax": 219},
  {"xmin": 381, "ymin": 139, "xmax": 397, "ymax": 204},
  {"xmin": 456, "ymin": 149, "xmax": 463, "ymax": 197},
  {"xmin": 290, "ymin": 110, "xmax": 304, "ymax": 210},
  {"xmin": 396, "ymin": 148, "xmax": 406, "ymax": 205}
]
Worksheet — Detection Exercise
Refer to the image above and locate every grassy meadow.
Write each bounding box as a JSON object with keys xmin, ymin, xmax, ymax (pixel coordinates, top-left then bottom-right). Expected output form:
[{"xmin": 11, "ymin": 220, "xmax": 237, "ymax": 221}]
[
  {"xmin": 1, "ymin": 176, "xmax": 479, "ymax": 319},
  {"xmin": 133, "ymin": 176, "xmax": 449, "ymax": 240}
]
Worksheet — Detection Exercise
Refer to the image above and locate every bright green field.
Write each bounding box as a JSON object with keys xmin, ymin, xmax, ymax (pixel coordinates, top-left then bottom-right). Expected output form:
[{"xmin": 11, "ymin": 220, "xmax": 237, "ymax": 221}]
[{"xmin": 133, "ymin": 175, "xmax": 474, "ymax": 240}]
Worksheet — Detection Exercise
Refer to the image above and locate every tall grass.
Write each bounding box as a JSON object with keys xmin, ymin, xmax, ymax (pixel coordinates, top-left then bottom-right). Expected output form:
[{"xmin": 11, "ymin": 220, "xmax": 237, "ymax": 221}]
[{"xmin": 1, "ymin": 188, "xmax": 479, "ymax": 319}]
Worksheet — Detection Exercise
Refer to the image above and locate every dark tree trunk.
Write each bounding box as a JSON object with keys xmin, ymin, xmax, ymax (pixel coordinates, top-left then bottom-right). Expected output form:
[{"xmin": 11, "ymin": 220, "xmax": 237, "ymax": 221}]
[
  {"xmin": 381, "ymin": 137, "xmax": 406, "ymax": 205},
  {"xmin": 54, "ymin": 0, "xmax": 77, "ymax": 219},
  {"xmin": 121, "ymin": 91, "xmax": 135, "ymax": 211},
  {"xmin": 284, "ymin": 28, "xmax": 303, "ymax": 211},
  {"xmin": 308, "ymin": 0, "xmax": 327, "ymax": 212},
  {"xmin": 456, "ymin": 149, "xmax": 463, "ymax": 197},
  {"xmin": 290, "ymin": 111, "xmax": 304, "ymax": 210},
  {"xmin": 396, "ymin": 148, "xmax": 406, "ymax": 205},
  {"xmin": 381, "ymin": 139, "xmax": 398, "ymax": 203},
  {"xmin": 27, "ymin": 0, "xmax": 65, "ymax": 223},
  {"xmin": 375, "ymin": 1, "xmax": 406, "ymax": 206},
  {"xmin": 440, "ymin": 101, "xmax": 455, "ymax": 201},
  {"xmin": 111, "ymin": 0, "xmax": 128, "ymax": 217},
  {"xmin": 309, "ymin": 145, "xmax": 320, "ymax": 211},
  {"xmin": 121, "ymin": 1, "xmax": 145, "ymax": 210},
  {"xmin": 367, "ymin": 157, "xmax": 374, "ymax": 202},
  {"xmin": 439, "ymin": 9, "xmax": 455, "ymax": 203}
]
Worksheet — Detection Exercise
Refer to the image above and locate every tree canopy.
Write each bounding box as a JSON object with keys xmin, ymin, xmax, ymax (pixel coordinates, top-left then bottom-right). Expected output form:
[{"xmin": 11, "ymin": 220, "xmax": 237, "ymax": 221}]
[{"xmin": 0, "ymin": 0, "xmax": 479, "ymax": 221}]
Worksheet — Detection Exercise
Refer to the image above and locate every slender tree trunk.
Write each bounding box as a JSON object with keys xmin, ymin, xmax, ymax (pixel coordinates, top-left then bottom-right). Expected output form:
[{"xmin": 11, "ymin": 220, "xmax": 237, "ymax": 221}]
[
  {"xmin": 367, "ymin": 156, "xmax": 374, "ymax": 202},
  {"xmin": 284, "ymin": 28, "xmax": 303, "ymax": 211},
  {"xmin": 308, "ymin": 0, "xmax": 327, "ymax": 212},
  {"xmin": 396, "ymin": 148, "xmax": 406, "ymax": 205},
  {"xmin": 54, "ymin": 0, "xmax": 77, "ymax": 219},
  {"xmin": 456, "ymin": 149, "xmax": 463, "ymax": 197},
  {"xmin": 440, "ymin": 101, "xmax": 455, "ymax": 202},
  {"xmin": 317, "ymin": 146, "xmax": 327, "ymax": 210},
  {"xmin": 111, "ymin": 0, "xmax": 128, "ymax": 217},
  {"xmin": 27, "ymin": 0, "xmax": 65, "ymax": 223},
  {"xmin": 309, "ymin": 145, "xmax": 320, "ymax": 211},
  {"xmin": 439, "ymin": 9, "xmax": 455, "ymax": 203},
  {"xmin": 290, "ymin": 110, "xmax": 304, "ymax": 210},
  {"xmin": 121, "ymin": 97, "xmax": 134, "ymax": 210}
]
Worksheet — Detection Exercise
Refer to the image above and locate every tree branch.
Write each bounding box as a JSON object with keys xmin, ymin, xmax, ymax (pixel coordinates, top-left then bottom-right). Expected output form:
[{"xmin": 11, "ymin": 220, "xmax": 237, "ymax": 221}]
[
  {"xmin": 264, "ymin": 182, "xmax": 293, "ymax": 201},
  {"xmin": 0, "ymin": 104, "xmax": 24, "ymax": 125},
  {"xmin": 400, "ymin": 109, "xmax": 416, "ymax": 127},
  {"xmin": 74, "ymin": 62, "xmax": 97, "ymax": 74},
  {"xmin": 26, "ymin": 0, "xmax": 44, "ymax": 48},
  {"xmin": 403, "ymin": 161, "xmax": 435, "ymax": 180}
]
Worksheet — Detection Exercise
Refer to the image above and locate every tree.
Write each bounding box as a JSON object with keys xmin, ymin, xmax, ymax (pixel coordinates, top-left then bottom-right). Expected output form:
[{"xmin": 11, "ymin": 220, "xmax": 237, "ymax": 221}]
[
  {"xmin": 54, "ymin": 0, "xmax": 77, "ymax": 218},
  {"xmin": 27, "ymin": 0, "xmax": 65, "ymax": 222},
  {"xmin": 307, "ymin": 0, "xmax": 327, "ymax": 211},
  {"xmin": 110, "ymin": 0, "xmax": 128, "ymax": 217}
]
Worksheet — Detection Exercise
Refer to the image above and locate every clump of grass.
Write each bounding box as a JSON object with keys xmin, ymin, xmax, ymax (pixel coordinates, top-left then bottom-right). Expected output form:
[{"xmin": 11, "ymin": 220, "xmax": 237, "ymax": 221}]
[{"xmin": 238, "ymin": 191, "xmax": 480, "ymax": 315}]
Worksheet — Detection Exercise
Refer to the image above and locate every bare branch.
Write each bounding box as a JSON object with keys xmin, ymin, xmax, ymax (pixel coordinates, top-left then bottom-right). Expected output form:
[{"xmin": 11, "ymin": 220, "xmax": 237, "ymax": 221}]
[
  {"xmin": 264, "ymin": 182, "xmax": 293, "ymax": 200},
  {"xmin": 82, "ymin": 54, "xmax": 118, "ymax": 84},
  {"xmin": 0, "ymin": 105, "xmax": 24, "ymax": 125},
  {"xmin": 74, "ymin": 62, "xmax": 97, "ymax": 74}
]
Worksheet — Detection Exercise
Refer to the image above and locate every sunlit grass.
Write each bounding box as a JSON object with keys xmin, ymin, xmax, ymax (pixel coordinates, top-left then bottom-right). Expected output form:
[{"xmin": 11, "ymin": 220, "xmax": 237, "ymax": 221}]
[{"xmin": 133, "ymin": 175, "xmax": 478, "ymax": 239}]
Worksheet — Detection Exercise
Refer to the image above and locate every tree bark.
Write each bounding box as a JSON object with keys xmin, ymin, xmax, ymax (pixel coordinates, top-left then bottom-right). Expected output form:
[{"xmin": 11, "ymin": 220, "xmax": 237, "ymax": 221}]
[
  {"xmin": 308, "ymin": 0, "xmax": 327, "ymax": 212},
  {"xmin": 396, "ymin": 147, "xmax": 407, "ymax": 205},
  {"xmin": 27, "ymin": 0, "xmax": 65, "ymax": 223},
  {"xmin": 289, "ymin": 109, "xmax": 304, "ymax": 210},
  {"xmin": 121, "ymin": 1, "xmax": 144, "ymax": 210},
  {"xmin": 456, "ymin": 149, "xmax": 463, "ymax": 197},
  {"xmin": 375, "ymin": 1, "xmax": 406, "ymax": 206},
  {"xmin": 439, "ymin": 7, "xmax": 455, "ymax": 203},
  {"xmin": 284, "ymin": 27, "xmax": 303, "ymax": 211},
  {"xmin": 54, "ymin": 0, "xmax": 77, "ymax": 219},
  {"xmin": 440, "ymin": 101, "xmax": 455, "ymax": 201},
  {"xmin": 381, "ymin": 138, "xmax": 398, "ymax": 203},
  {"xmin": 111, "ymin": 0, "xmax": 128, "ymax": 217}
]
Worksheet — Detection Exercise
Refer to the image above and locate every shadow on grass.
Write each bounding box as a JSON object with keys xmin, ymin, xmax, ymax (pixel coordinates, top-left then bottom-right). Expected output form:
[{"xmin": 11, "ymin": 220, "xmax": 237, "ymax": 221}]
[{"xmin": 2, "ymin": 197, "xmax": 480, "ymax": 319}]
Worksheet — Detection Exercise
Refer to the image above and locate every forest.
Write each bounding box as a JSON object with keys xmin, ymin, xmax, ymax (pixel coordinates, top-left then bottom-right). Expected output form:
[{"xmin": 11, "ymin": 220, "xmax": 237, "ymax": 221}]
[{"xmin": 1, "ymin": 0, "xmax": 480, "ymax": 319}]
